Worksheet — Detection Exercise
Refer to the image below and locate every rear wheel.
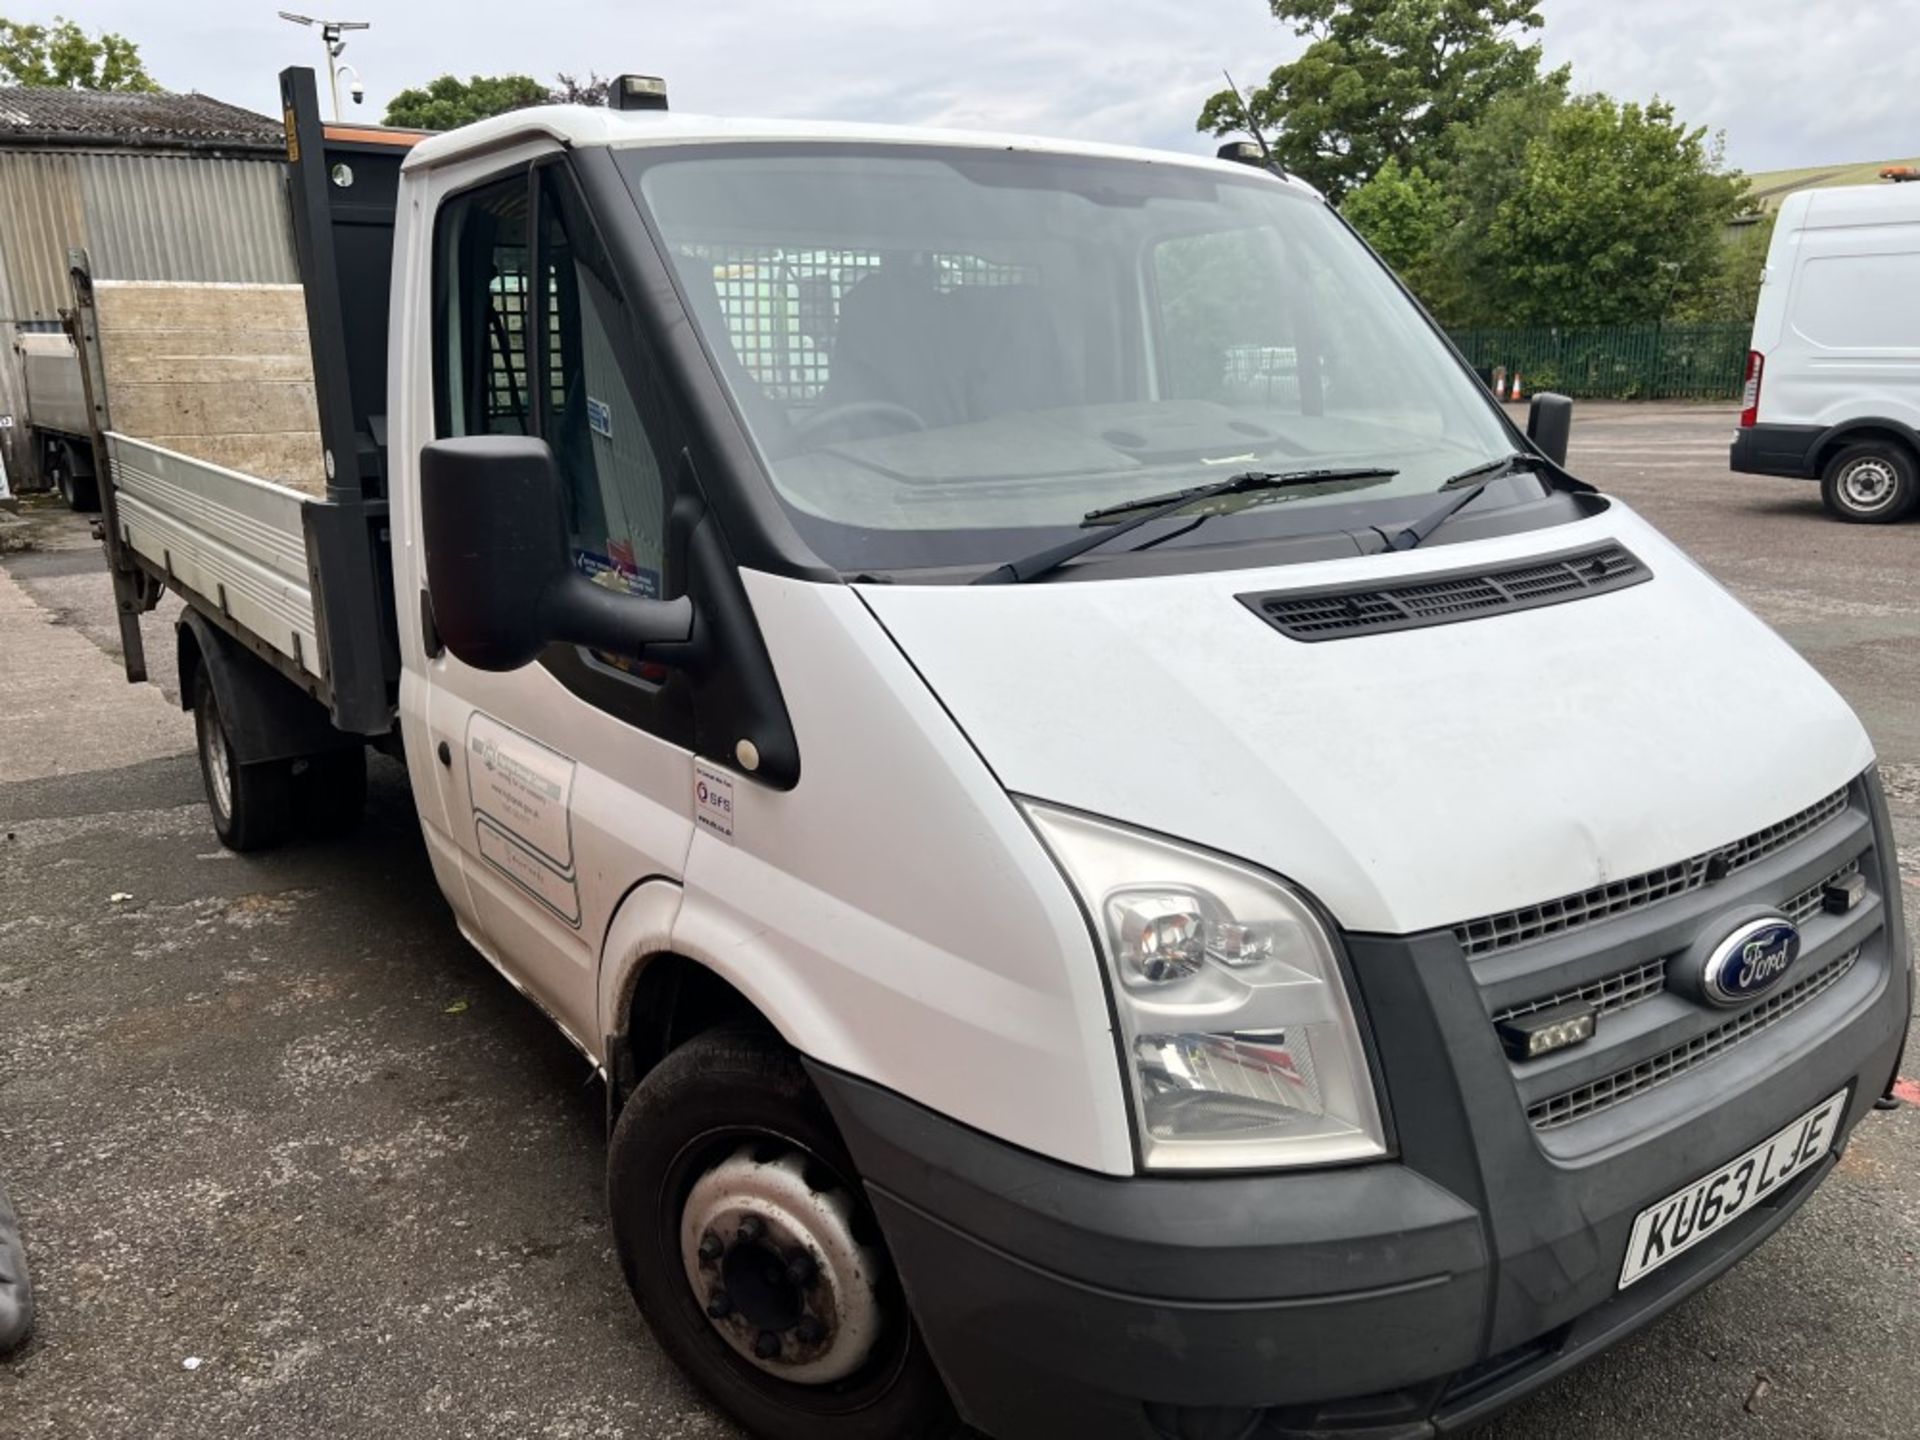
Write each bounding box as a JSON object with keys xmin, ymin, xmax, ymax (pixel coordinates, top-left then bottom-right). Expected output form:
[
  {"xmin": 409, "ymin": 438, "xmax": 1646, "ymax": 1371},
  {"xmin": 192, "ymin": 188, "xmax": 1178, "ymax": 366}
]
[
  {"xmin": 1819, "ymin": 441, "xmax": 1918, "ymax": 523},
  {"xmin": 47, "ymin": 441, "xmax": 98, "ymax": 512},
  {"xmin": 194, "ymin": 675, "xmax": 291, "ymax": 852},
  {"xmin": 608, "ymin": 1027, "xmax": 959, "ymax": 1440}
]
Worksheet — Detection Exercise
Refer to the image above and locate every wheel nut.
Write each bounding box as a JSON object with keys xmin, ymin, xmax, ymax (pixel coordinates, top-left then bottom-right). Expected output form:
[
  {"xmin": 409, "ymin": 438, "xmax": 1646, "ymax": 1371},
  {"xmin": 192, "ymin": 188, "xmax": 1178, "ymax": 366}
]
[
  {"xmin": 706, "ymin": 1292, "xmax": 733, "ymax": 1319},
  {"xmin": 737, "ymin": 1215, "xmax": 765, "ymax": 1244},
  {"xmin": 697, "ymin": 1231, "xmax": 723, "ymax": 1263},
  {"xmin": 785, "ymin": 1252, "xmax": 818, "ymax": 1287},
  {"xmin": 795, "ymin": 1315, "xmax": 826, "ymax": 1345},
  {"xmin": 754, "ymin": 1330, "xmax": 782, "ymax": 1360}
]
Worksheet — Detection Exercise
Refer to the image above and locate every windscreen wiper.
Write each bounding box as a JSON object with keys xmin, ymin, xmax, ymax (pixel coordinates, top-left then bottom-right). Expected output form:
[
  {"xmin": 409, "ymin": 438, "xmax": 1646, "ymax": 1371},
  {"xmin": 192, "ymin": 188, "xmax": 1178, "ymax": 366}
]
[
  {"xmin": 1438, "ymin": 451, "xmax": 1550, "ymax": 489},
  {"xmin": 971, "ymin": 467, "xmax": 1399, "ymax": 585},
  {"xmin": 1386, "ymin": 453, "xmax": 1548, "ymax": 552}
]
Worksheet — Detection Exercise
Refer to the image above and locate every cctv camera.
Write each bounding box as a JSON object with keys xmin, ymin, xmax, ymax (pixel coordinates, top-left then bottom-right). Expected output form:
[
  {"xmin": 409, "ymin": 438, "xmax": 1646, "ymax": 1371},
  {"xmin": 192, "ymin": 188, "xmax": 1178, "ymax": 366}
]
[{"xmin": 350, "ymin": 81, "xmax": 365, "ymax": 104}]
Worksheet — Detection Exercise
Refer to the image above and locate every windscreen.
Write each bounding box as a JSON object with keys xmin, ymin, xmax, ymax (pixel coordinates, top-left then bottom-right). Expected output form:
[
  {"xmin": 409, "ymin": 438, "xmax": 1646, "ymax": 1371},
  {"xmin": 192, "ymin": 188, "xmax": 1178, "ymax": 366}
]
[{"xmin": 629, "ymin": 145, "xmax": 1516, "ymax": 574}]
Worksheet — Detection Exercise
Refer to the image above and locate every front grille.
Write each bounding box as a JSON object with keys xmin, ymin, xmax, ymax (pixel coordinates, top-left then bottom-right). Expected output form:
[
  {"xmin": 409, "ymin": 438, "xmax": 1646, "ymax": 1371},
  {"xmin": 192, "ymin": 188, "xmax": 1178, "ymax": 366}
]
[
  {"xmin": 1492, "ymin": 958, "xmax": 1668, "ymax": 1025},
  {"xmin": 1456, "ymin": 787, "xmax": 1850, "ymax": 960},
  {"xmin": 1528, "ymin": 947, "xmax": 1862, "ymax": 1130},
  {"xmin": 1239, "ymin": 543, "xmax": 1649, "ymax": 642},
  {"xmin": 1491, "ymin": 857, "xmax": 1865, "ymax": 1025}
]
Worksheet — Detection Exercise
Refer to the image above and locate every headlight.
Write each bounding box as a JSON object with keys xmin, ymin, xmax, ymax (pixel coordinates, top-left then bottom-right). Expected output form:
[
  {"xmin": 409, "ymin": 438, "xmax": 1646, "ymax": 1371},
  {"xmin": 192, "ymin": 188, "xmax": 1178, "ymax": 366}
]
[{"xmin": 1024, "ymin": 802, "xmax": 1387, "ymax": 1171}]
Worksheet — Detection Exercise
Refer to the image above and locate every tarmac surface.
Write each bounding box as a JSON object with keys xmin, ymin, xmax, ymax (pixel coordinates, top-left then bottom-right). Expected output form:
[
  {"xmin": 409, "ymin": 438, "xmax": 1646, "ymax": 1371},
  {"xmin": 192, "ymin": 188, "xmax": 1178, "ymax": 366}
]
[{"xmin": 0, "ymin": 401, "xmax": 1916, "ymax": 1439}]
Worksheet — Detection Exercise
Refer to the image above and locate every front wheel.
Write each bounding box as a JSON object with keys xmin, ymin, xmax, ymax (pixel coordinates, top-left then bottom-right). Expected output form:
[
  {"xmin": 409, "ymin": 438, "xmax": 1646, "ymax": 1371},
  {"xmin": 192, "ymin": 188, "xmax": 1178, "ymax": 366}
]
[
  {"xmin": 607, "ymin": 1028, "xmax": 959, "ymax": 1440},
  {"xmin": 1820, "ymin": 441, "xmax": 1918, "ymax": 523},
  {"xmin": 194, "ymin": 676, "xmax": 291, "ymax": 852},
  {"xmin": 0, "ymin": 1181, "xmax": 32, "ymax": 1354}
]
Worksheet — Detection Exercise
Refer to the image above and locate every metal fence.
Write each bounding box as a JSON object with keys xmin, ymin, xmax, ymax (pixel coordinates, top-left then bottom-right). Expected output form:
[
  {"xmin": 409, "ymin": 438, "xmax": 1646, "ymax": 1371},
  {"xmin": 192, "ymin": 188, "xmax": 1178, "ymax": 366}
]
[{"xmin": 1446, "ymin": 323, "xmax": 1750, "ymax": 401}]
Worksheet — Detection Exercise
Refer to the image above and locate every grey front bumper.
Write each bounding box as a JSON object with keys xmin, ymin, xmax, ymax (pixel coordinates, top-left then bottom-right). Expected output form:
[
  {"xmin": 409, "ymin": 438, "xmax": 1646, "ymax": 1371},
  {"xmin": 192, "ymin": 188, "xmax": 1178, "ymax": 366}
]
[{"xmin": 810, "ymin": 776, "xmax": 1911, "ymax": 1439}]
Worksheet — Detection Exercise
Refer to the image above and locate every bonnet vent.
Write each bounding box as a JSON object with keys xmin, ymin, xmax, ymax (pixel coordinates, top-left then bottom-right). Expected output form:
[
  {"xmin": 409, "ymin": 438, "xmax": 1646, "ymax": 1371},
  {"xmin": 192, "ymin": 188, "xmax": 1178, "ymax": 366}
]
[{"xmin": 1240, "ymin": 543, "xmax": 1649, "ymax": 642}]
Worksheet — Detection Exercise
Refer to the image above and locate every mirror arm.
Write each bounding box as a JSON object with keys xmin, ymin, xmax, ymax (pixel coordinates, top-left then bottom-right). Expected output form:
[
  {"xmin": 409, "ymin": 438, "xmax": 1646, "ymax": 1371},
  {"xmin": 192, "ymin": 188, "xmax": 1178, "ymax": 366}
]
[{"xmin": 544, "ymin": 578, "xmax": 696, "ymax": 659}]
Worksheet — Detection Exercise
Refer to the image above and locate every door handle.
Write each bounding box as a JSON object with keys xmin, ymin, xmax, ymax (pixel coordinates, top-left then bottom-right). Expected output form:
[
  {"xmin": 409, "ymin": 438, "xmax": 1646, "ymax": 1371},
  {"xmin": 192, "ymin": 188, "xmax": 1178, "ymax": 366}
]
[{"xmin": 420, "ymin": 590, "xmax": 443, "ymax": 659}]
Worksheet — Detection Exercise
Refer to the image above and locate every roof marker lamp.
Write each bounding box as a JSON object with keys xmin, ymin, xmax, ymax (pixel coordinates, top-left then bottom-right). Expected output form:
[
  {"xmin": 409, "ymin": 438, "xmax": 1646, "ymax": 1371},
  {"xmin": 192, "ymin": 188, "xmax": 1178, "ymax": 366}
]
[
  {"xmin": 1023, "ymin": 803, "xmax": 1387, "ymax": 1171},
  {"xmin": 609, "ymin": 75, "xmax": 670, "ymax": 112}
]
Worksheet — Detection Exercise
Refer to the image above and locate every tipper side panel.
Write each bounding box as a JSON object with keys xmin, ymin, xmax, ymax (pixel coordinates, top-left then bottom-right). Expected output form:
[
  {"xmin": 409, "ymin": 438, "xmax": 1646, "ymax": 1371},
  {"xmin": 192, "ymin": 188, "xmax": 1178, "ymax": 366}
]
[{"xmin": 93, "ymin": 280, "xmax": 326, "ymax": 494}]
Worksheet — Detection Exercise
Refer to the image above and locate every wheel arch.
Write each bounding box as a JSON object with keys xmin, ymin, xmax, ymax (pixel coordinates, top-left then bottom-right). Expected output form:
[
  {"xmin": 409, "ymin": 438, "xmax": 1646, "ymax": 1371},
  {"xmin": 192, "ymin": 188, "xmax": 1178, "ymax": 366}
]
[
  {"xmin": 599, "ymin": 879, "xmax": 782, "ymax": 1126},
  {"xmin": 176, "ymin": 614, "xmax": 210, "ymax": 718},
  {"xmin": 1812, "ymin": 419, "xmax": 1920, "ymax": 475},
  {"xmin": 175, "ymin": 610, "xmax": 349, "ymax": 763}
]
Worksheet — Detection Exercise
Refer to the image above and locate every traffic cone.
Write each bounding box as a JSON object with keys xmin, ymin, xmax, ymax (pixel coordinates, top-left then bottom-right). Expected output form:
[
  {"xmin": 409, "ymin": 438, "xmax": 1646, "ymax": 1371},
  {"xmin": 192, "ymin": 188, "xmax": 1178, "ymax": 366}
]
[
  {"xmin": 1509, "ymin": 370, "xmax": 1525, "ymax": 402},
  {"xmin": 1491, "ymin": 365, "xmax": 1506, "ymax": 397}
]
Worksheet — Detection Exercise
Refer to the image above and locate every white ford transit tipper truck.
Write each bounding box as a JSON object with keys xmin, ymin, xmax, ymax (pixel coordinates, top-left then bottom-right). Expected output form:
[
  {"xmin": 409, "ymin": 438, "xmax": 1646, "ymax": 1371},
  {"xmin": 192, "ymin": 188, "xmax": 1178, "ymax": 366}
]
[
  {"xmin": 73, "ymin": 68, "xmax": 1909, "ymax": 1440},
  {"xmin": 1730, "ymin": 180, "xmax": 1920, "ymax": 522}
]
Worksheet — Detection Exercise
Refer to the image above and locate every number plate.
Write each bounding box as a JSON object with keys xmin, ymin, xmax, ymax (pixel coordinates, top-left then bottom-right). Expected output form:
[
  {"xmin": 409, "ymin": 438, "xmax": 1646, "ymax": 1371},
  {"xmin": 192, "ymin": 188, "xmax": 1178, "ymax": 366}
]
[{"xmin": 1618, "ymin": 1090, "xmax": 1846, "ymax": 1289}]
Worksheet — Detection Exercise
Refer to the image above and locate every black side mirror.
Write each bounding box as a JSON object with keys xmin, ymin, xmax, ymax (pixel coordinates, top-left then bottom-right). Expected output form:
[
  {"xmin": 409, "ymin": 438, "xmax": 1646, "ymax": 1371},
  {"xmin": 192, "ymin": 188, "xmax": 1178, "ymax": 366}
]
[
  {"xmin": 420, "ymin": 436, "xmax": 693, "ymax": 672},
  {"xmin": 1525, "ymin": 392, "xmax": 1574, "ymax": 468}
]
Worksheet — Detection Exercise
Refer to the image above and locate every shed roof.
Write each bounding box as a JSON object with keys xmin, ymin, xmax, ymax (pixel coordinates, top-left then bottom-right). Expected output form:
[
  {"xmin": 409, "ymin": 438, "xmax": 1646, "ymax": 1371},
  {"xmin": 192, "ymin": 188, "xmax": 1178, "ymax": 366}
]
[
  {"xmin": 1741, "ymin": 155, "xmax": 1920, "ymax": 212},
  {"xmin": 0, "ymin": 87, "xmax": 282, "ymax": 153}
]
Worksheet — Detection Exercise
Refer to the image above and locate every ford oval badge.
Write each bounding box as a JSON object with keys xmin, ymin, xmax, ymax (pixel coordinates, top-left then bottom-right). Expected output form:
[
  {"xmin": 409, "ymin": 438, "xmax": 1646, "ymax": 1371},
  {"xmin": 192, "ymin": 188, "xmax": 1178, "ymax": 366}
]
[{"xmin": 1701, "ymin": 917, "xmax": 1801, "ymax": 1006}]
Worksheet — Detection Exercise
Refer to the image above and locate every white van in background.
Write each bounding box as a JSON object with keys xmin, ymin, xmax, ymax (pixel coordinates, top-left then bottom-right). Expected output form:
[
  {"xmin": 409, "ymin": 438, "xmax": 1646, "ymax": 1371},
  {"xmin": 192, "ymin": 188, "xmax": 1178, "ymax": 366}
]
[{"xmin": 1730, "ymin": 181, "xmax": 1920, "ymax": 522}]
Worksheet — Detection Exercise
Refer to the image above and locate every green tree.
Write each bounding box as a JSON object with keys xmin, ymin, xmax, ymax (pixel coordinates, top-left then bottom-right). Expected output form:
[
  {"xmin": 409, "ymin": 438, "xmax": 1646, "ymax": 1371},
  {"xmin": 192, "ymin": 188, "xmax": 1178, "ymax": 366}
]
[
  {"xmin": 1480, "ymin": 95, "xmax": 1750, "ymax": 325},
  {"xmin": 1339, "ymin": 156, "xmax": 1460, "ymax": 314},
  {"xmin": 1674, "ymin": 213, "xmax": 1773, "ymax": 325},
  {"xmin": 1345, "ymin": 80, "xmax": 1561, "ymax": 323},
  {"xmin": 383, "ymin": 73, "xmax": 549, "ymax": 129},
  {"xmin": 552, "ymin": 72, "xmax": 610, "ymax": 106},
  {"xmin": 1199, "ymin": 0, "xmax": 1566, "ymax": 202},
  {"xmin": 0, "ymin": 14, "xmax": 160, "ymax": 90},
  {"xmin": 1342, "ymin": 86, "xmax": 1757, "ymax": 328}
]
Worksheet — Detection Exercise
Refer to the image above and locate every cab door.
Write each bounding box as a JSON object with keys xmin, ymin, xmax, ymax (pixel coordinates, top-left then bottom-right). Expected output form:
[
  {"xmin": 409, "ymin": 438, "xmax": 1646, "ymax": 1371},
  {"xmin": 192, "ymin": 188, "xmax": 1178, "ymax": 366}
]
[{"xmin": 413, "ymin": 157, "xmax": 698, "ymax": 1053}]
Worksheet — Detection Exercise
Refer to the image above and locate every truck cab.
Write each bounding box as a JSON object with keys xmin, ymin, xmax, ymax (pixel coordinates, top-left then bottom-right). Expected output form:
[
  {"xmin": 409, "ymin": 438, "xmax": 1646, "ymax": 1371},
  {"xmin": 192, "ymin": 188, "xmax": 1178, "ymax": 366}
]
[{"xmin": 91, "ymin": 72, "xmax": 1909, "ymax": 1440}]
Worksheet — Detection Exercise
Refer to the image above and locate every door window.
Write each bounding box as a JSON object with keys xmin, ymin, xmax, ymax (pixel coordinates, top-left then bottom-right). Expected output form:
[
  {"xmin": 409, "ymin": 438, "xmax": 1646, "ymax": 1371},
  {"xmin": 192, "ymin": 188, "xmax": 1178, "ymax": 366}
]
[
  {"xmin": 536, "ymin": 170, "xmax": 670, "ymax": 609},
  {"xmin": 435, "ymin": 175, "xmax": 534, "ymax": 437},
  {"xmin": 431, "ymin": 163, "xmax": 682, "ymax": 715}
]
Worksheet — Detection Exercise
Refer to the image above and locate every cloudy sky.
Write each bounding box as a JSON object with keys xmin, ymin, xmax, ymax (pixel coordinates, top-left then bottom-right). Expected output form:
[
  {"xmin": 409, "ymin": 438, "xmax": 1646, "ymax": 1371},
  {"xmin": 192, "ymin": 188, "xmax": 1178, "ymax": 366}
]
[{"xmin": 56, "ymin": 0, "xmax": 1919, "ymax": 174}]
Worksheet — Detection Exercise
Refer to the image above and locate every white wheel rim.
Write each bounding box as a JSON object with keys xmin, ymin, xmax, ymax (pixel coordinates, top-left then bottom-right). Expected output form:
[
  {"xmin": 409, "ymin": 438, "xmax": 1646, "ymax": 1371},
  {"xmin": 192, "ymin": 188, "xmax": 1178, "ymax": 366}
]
[
  {"xmin": 1839, "ymin": 457, "xmax": 1898, "ymax": 511},
  {"xmin": 681, "ymin": 1144, "xmax": 884, "ymax": 1384},
  {"xmin": 202, "ymin": 700, "xmax": 233, "ymax": 821}
]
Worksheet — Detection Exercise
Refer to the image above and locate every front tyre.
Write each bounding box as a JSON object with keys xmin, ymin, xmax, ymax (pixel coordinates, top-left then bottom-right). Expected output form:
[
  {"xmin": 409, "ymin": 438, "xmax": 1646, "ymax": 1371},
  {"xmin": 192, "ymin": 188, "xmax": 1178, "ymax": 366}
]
[
  {"xmin": 1820, "ymin": 441, "xmax": 1918, "ymax": 523},
  {"xmin": 608, "ymin": 1027, "xmax": 959, "ymax": 1440},
  {"xmin": 194, "ymin": 675, "xmax": 291, "ymax": 852}
]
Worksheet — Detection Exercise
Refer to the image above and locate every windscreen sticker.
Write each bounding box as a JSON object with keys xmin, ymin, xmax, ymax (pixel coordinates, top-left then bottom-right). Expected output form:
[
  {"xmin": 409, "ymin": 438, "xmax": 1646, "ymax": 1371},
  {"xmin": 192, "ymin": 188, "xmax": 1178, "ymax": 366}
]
[
  {"xmin": 694, "ymin": 763, "xmax": 735, "ymax": 842},
  {"xmin": 586, "ymin": 396, "xmax": 613, "ymax": 437},
  {"xmin": 571, "ymin": 548, "xmax": 664, "ymax": 681},
  {"xmin": 475, "ymin": 816, "xmax": 582, "ymax": 927},
  {"xmin": 573, "ymin": 548, "xmax": 660, "ymax": 599},
  {"xmin": 466, "ymin": 712, "xmax": 576, "ymax": 871}
]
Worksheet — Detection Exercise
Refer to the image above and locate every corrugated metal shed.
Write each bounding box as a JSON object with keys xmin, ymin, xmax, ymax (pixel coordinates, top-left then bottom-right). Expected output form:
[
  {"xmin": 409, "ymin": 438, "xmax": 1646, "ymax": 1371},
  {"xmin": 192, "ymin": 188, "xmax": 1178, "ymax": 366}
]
[{"xmin": 0, "ymin": 89, "xmax": 296, "ymax": 484}]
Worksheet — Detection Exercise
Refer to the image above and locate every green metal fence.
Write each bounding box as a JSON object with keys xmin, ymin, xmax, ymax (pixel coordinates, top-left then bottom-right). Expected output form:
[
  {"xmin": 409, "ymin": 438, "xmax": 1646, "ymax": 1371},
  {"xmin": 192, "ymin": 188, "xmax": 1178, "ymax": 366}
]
[{"xmin": 1446, "ymin": 323, "xmax": 1750, "ymax": 401}]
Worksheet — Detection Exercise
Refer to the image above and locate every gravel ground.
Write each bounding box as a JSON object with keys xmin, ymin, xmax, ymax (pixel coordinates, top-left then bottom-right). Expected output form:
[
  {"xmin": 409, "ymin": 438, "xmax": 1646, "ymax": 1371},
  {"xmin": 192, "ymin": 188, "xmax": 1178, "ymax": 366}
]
[{"xmin": 0, "ymin": 401, "xmax": 1915, "ymax": 1439}]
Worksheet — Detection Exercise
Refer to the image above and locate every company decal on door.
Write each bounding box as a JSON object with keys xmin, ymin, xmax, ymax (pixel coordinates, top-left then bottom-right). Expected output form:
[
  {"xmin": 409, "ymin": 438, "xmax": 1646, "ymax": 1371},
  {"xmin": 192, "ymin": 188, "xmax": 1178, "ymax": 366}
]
[{"xmin": 466, "ymin": 712, "xmax": 582, "ymax": 927}]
